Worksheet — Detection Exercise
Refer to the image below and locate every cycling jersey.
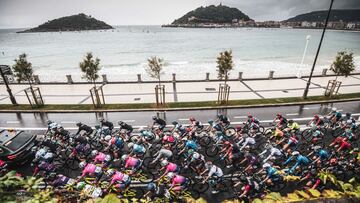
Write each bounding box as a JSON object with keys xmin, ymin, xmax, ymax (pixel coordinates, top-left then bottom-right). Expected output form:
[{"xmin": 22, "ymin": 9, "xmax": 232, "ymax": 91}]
[
  {"xmin": 120, "ymin": 123, "xmax": 133, "ymax": 132},
  {"xmin": 190, "ymin": 152, "xmax": 205, "ymax": 163},
  {"xmin": 245, "ymin": 153, "xmax": 259, "ymax": 165},
  {"xmin": 287, "ymin": 136, "xmax": 299, "ymax": 145},
  {"xmin": 38, "ymin": 162, "xmax": 55, "ymax": 172},
  {"xmin": 312, "ymin": 118, "xmax": 324, "ymax": 126},
  {"xmin": 207, "ymin": 165, "xmax": 223, "ymax": 177},
  {"xmin": 110, "ymin": 137, "xmax": 123, "ymax": 148},
  {"xmin": 110, "ymin": 171, "xmax": 130, "ymax": 186},
  {"xmin": 81, "ymin": 164, "xmax": 103, "ymax": 179},
  {"xmin": 261, "ymin": 147, "xmax": 283, "ymax": 163},
  {"xmin": 185, "ymin": 140, "xmax": 198, "ymax": 150},
  {"xmin": 141, "ymin": 130, "xmax": 154, "ymax": 139},
  {"xmin": 171, "ymin": 175, "xmax": 187, "ymax": 190},
  {"xmin": 317, "ymin": 149, "xmax": 329, "ymax": 160},
  {"xmin": 165, "ymin": 162, "xmax": 179, "ymax": 173},
  {"xmin": 53, "ymin": 175, "xmax": 75, "ymax": 187},
  {"xmin": 285, "ymin": 155, "xmax": 310, "ymax": 174},
  {"xmin": 153, "ymin": 148, "xmax": 173, "ymax": 163},
  {"xmin": 266, "ymin": 167, "xmax": 280, "ymax": 179},
  {"xmin": 76, "ymin": 124, "xmax": 93, "ymax": 135},
  {"xmin": 132, "ymin": 144, "xmax": 146, "ymax": 155},
  {"xmin": 101, "ymin": 121, "xmax": 114, "ymax": 130},
  {"xmin": 94, "ymin": 153, "xmax": 111, "ymax": 166},
  {"xmin": 125, "ymin": 156, "xmax": 142, "ymax": 173},
  {"xmin": 288, "ymin": 122, "xmax": 300, "ymax": 131},
  {"xmin": 240, "ymin": 137, "xmax": 255, "ymax": 150},
  {"xmin": 174, "ymin": 124, "xmax": 186, "ymax": 134},
  {"xmin": 153, "ymin": 118, "xmax": 166, "ymax": 129},
  {"xmin": 332, "ymin": 137, "xmax": 351, "ymax": 150}
]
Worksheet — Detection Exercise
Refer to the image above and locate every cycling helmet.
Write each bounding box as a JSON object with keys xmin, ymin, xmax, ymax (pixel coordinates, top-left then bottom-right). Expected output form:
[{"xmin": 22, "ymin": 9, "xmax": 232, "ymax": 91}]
[
  {"xmin": 240, "ymin": 175, "xmax": 247, "ymax": 183},
  {"xmin": 48, "ymin": 172, "xmax": 57, "ymax": 179},
  {"xmin": 262, "ymin": 163, "xmax": 271, "ymax": 168},
  {"xmin": 172, "ymin": 121, "xmax": 178, "ymax": 125},
  {"xmin": 99, "ymin": 118, "xmax": 105, "ymax": 122},
  {"xmin": 110, "ymin": 137, "xmax": 117, "ymax": 145},
  {"xmin": 43, "ymin": 152, "xmax": 54, "ymax": 160},
  {"xmin": 105, "ymin": 135, "xmax": 112, "ymax": 142},
  {"xmin": 291, "ymin": 151, "xmax": 300, "ymax": 156},
  {"xmin": 91, "ymin": 150, "xmax": 98, "ymax": 157},
  {"xmin": 224, "ymin": 141, "xmax": 231, "ymax": 146},
  {"xmin": 346, "ymin": 120, "xmax": 352, "ymax": 125},
  {"xmin": 312, "ymin": 145, "xmax": 322, "ymax": 151},
  {"xmin": 121, "ymin": 154, "xmax": 128, "ymax": 162},
  {"xmin": 104, "ymin": 155, "xmax": 111, "ymax": 162},
  {"xmin": 138, "ymin": 127, "xmax": 145, "ymax": 133},
  {"xmin": 276, "ymin": 113, "xmax": 282, "ymax": 117},
  {"xmin": 205, "ymin": 161, "xmax": 213, "ymax": 168},
  {"xmin": 118, "ymin": 121, "xmax": 124, "ymax": 125},
  {"xmin": 160, "ymin": 159, "xmax": 169, "ymax": 167},
  {"xmin": 310, "ymin": 169, "xmax": 317, "ymax": 176},
  {"xmin": 288, "ymin": 120, "xmax": 294, "ymax": 124},
  {"xmin": 189, "ymin": 117, "xmax": 196, "ymax": 122},
  {"xmin": 147, "ymin": 183, "xmax": 156, "ymax": 191},
  {"xmin": 167, "ymin": 172, "xmax": 175, "ymax": 179},
  {"xmin": 331, "ymin": 108, "xmax": 337, "ymax": 112},
  {"xmin": 76, "ymin": 122, "xmax": 82, "ymax": 127},
  {"xmin": 208, "ymin": 120, "xmax": 214, "ymax": 124},
  {"xmin": 235, "ymin": 125, "xmax": 242, "ymax": 131},
  {"xmin": 107, "ymin": 169, "xmax": 115, "ymax": 176},
  {"xmin": 195, "ymin": 121, "xmax": 200, "ymax": 126},
  {"xmin": 152, "ymin": 116, "xmax": 157, "ymax": 120},
  {"xmin": 188, "ymin": 149, "xmax": 195, "ymax": 155},
  {"xmin": 76, "ymin": 182, "xmax": 86, "ymax": 190},
  {"xmin": 79, "ymin": 161, "xmax": 87, "ymax": 169},
  {"xmin": 128, "ymin": 143, "xmax": 134, "ymax": 149},
  {"xmin": 330, "ymin": 158, "xmax": 337, "ymax": 165},
  {"xmin": 346, "ymin": 112, "xmax": 351, "ymax": 117},
  {"xmin": 314, "ymin": 115, "xmax": 319, "ymax": 119},
  {"xmin": 47, "ymin": 120, "xmax": 53, "ymax": 125},
  {"xmin": 31, "ymin": 146, "xmax": 38, "ymax": 153},
  {"xmin": 192, "ymin": 153, "xmax": 200, "ymax": 159},
  {"xmin": 247, "ymin": 114, "xmax": 253, "ymax": 118}
]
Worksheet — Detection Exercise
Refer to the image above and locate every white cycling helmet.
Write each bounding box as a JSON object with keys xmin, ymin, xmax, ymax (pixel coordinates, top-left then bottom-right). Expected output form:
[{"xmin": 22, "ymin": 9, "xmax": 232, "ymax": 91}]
[
  {"xmin": 105, "ymin": 155, "xmax": 112, "ymax": 162},
  {"xmin": 35, "ymin": 148, "xmax": 47, "ymax": 158},
  {"xmin": 79, "ymin": 161, "xmax": 87, "ymax": 169},
  {"xmin": 262, "ymin": 163, "xmax": 271, "ymax": 168},
  {"xmin": 121, "ymin": 154, "xmax": 128, "ymax": 162},
  {"xmin": 107, "ymin": 169, "xmax": 115, "ymax": 176},
  {"xmin": 167, "ymin": 172, "xmax": 175, "ymax": 179},
  {"xmin": 104, "ymin": 135, "xmax": 112, "ymax": 141},
  {"xmin": 91, "ymin": 150, "xmax": 98, "ymax": 157},
  {"xmin": 161, "ymin": 159, "xmax": 168, "ymax": 167},
  {"xmin": 128, "ymin": 143, "xmax": 134, "ymax": 149},
  {"xmin": 292, "ymin": 151, "xmax": 300, "ymax": 156},
  {"xmin": 43, "ymin": 152, "xmax": 54, "ymax": 160},
  {"xmin": 193, "ymin": 153, "xmax": 200, "ymax": 159}
]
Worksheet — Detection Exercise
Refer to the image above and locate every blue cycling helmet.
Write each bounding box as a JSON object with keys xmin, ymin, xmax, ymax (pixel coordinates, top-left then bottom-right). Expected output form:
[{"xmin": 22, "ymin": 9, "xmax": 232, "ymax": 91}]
[{"xmin": 147, "ymin": 183, "xmax": 156, "ymax": 191}]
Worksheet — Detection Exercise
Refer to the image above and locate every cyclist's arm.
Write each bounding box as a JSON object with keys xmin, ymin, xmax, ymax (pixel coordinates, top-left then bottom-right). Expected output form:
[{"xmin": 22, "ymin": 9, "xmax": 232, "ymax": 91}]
[{"xmin": 283, "ymin": 156, "xmax": 293, "ymax": 165}]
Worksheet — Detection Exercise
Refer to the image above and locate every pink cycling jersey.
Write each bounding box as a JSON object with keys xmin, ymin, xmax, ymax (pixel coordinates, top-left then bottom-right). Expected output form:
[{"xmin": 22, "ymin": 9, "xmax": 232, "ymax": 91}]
[
  {"xmin": 94, "ymin": 152, "xmax": 106, "ymax": 162},
  {"xmin": 125, "ymin": 157, "xmax": 140, "ymax": 168},
  {"xmin": 81, "ymin": 164, "xmax": 101, "ymax": 177},
  {"xmin": 171, "ymin": 175, "xmax": 186, "ymax": 186},
  {"xmin": 166, "ymin": 162, "xmax": 178, "ymax": 173},
  {"xmin": 110, "ymin": 171, "xmax": 127, "ymax": 185}
]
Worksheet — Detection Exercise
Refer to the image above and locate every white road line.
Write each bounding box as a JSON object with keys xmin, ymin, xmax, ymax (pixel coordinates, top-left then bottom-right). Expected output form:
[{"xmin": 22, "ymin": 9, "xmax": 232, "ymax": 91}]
[
  {"xmin": 286, "ymin": 113, "xmax": 299, "ymax": 116},
  {"xmin": 122, "ymin": 120, "xmax": 135, "ymax": 123},
  {"xmin": 6, "ymin": 121, "xmax": 20, "ymax": 124},
  {"xmin": 178, "ymin": 118, "xmax": 189, "ymax": 121},
  {"xmin": 338, "ymin": 109, "xmax": 343, "ymax": 112},
  {"xmin": 233, "ymin": 116, "xmax": 247, "ymax": 119},
  {"xmin": 60, "ymin": 121, "xmax": 77, "ymax": 124},
  {"xmin": 302, "ymin": 107, "xmax": 318, "ymax": 110}
]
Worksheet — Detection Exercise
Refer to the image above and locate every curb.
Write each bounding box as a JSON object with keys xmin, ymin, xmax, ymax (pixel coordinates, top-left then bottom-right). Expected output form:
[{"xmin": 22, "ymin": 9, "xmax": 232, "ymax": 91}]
[{"xmin": 0, "ymin": 98, "xmax": 359, "ymax": 113}]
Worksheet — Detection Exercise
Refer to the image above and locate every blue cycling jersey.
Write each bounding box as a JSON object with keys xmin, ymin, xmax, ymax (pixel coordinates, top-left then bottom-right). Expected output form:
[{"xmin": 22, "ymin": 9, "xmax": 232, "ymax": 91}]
[
  {"xmin": 266, "ymin": 167, "xmax": 279, "ymax": 178},
  {"xmin": 318, "ymin": 149, "xmax": 329, "ymax": 160},
  {"xmin": 114, "ymin": 138, "xmax": 123, "ymax": 148},
  {"xmin": 185, "ymin": 140, "xmax": 198, "ymax": 150},
  {"xmin": 133, "ymin": 144, "xmax": 146, "ymax": 154}
]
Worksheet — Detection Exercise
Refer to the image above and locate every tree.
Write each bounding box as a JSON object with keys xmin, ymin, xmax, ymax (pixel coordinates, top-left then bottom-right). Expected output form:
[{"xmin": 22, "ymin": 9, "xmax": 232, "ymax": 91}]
[
  {"xmin": 330, "ymin": 51, "xmax": 355, "ymax": 81},
  {"xmin": 12, "ymin": 53, "xmax": 34, "ymax": 86},
  {"xmin": 216, "ymin": 50, "xmax": 234, "ymax": 85},
  {"xmin": 79, "ymin": 52, "xmax": 101, "ymax": 88},
  {"xmin": 146, "ymin": 56, "xmax": 164, "ymax": 86}
]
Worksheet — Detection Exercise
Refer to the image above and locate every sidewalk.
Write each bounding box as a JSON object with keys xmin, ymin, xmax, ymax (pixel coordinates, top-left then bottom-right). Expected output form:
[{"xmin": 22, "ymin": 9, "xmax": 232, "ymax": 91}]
[{"xmin": 0, "ymin": 75, "xmax": 359, "ymax": 105}]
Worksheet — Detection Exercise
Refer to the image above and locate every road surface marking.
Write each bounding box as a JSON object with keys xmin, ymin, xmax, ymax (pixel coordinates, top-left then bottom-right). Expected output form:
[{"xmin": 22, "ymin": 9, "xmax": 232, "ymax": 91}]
[
  {"xmin": 338, "ymin": 109, "xmax": 343, "ymax": 112},
  {"xmin": 6, "ymin": 121, "xmax": 20, "ymax": 124},
  {"xmin": 233, "ymin": 116, "xmax": 247, "ymax": 119},
  {"xmin": 286, "ymin": 113, "xmax": 299, "ymax": 116},
  {"xmin": 122, "ymin": 120, "xmax": 135, "ymax": 123},
  {"xmin": 302, "ymin": 107, "xmax": 319, "ymax": 110},
  {"xmin": 60, "ymin": 121, "xmax": 77, "ymax": 124},
  {"xmin": 178, "ymin": 118, "xmax": 189, "ymax": 121}
]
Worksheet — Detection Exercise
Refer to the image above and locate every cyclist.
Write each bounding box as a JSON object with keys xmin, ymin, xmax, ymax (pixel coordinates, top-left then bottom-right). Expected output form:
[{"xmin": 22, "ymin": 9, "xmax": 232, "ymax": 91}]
[
  {"xmin": 244, "ymin": 114, "xmax": 260, "ymax": 132},
  {"xmin": 145, "ymin": 182, "xmax": 166, "ymax": 200},
  {"xmin": 235, "ymin": 176, "xmax": 260, "ymax": 199},
  {"xmin": 128, "ymin": 142, "xmax": 146, "ymax": 157},
  {"xmin": 185, "ymin": 151, "xmax": 206, "ymax": 174},
  {"xmin": 273, "ymin": 113, "xmax": 287, "ymax": 129},
  {"xmin": 78, "ymin": 161, "xmax": 103, "ymax": 183},
  {"xmin": 217, "ymin": 114, "xmax": 230, "ymax": 128},
  {"xmin": 33, "ymin": 161, "xmax": 56, "ymax": 176},
  {"xmin": 307, "ymin": 146, "xmax": 329, "ymax": 165},
  {"xmin": 278, "ymin": 133, "xmax": 299, "ymax": 152},
  {"xmin": 171, "ymin": 121, "xmax": 186, "ymax": 136},
  {"xmin": 220, "ymin": 141, "xmax": 242, "ymax": 167},
  {"xmin": 152, "ymin": 116, "xmax": 167, "ymax": 131},
  {"xmin": 329, "ymin": 136, "xmax": 351, "ymax": 152},
  {"xmin": 75, "ymin": 122, "xmax": 94, "ymax": 137},
  {"xmin": 167, "ymin": 172, "xmax": 189, "ymax": 194},
  {"xmin": 179, "ymin": 139, "xmax": 199, "ymax": 155},
  {"xmin": 105, "ymin": 169, "xmax": 131, "ymax": 193},
  {"xmin": 285, "ymin": 120, "xmax": 300, "ymax": 135},
  {"xmin": 92, "ymin": 150, "xmax": 112, "ymax": 167},
  {"xmin": 156, "ymin": 160, "xmax": 180, "ymax": 181},
  {"xmin": 300, "ymin": 168, "xmax": 321, "ymax": 190},
  {"xmin": 52, "ymin": 174, "xmax": 75, "ymax": 188},
  {"xmin": 122, "ymin": 155, "xmax": 142, "ymax": 175},
  {"xmin": 327, "ymin": 108, "xmax": 342, "ymax": 125},
  {"xmin": 118, "ymin": 121, "xmax": 133, "ymax": 136},
  {"xmin": 106, "ymin": 136, "xmax": 124, "ymax": 152},
  {"xmin": 239, "ymin": 135, "xmax": 256, "ymax": 151},
  {"xmin": 309, "ymin": 115, "xmax": 324, "ymax": 128},
  {"xmin": 283, "ymin": 151, "xmax": 310, "ymax": 174},
  {"xmin": 152, "ymin": 146, "xmax": 173, "ymax": 164},
  {"xmin": 259, "ymin": 163, "xmax": 282, "ymax": 186},
  {"xmin": 240, "ymin": 152, "xmax": 260, "ymax": 173},
  {"xmin": 99, "ymin": 118, "xmax": 114, "ymax": 135},
  {"xmin": 201, "ymin": 161, "xmax": 224, "ymax": 194},
  {"xmin": 259, "ymin": 144, "xmax": 283, "ymax": 163}
]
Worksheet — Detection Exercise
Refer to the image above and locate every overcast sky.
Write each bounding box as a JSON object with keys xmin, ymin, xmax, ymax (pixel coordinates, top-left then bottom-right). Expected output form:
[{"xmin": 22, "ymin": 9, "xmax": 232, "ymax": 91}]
[{"xmin": 0, "ymin": 0, "xmax": 359, "ymax": 28}]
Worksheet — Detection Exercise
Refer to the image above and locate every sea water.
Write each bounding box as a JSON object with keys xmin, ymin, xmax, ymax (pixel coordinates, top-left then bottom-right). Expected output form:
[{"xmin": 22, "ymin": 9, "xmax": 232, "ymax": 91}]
[{"xmin": 0, "ymin": 26, "xmax": 359, "ymax": 82}]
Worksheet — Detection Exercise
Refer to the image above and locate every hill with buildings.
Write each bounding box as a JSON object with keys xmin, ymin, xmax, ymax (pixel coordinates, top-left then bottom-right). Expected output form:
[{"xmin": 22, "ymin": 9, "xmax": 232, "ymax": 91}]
[
  {"xmin": 18, "ymin": 13, "xmax": 113, "ymax": 33},
  {"xmin": 286, "ymin": 9, "xmax": 360, "ymax": 23}
]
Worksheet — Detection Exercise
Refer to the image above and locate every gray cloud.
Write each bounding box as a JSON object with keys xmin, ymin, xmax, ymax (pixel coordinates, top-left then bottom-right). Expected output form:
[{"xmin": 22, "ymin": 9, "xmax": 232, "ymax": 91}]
[{"xmin": 0, "ymin": 0, "xmax": 359, "ymax": 28}]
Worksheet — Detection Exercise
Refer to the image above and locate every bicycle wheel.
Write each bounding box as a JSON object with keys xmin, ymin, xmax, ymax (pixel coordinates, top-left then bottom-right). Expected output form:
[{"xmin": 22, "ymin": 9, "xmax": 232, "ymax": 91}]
[
  {"xmin": 192, "ymin": 182, "xmax": 209, "ymax": 193},
  {"xmin": 199, "ymin": 136, "xmax": 211, "ymax": 147},
  {"xmin": 263, "ymin": 129, "xmax": 273, "ymax": 137},
  {"xmin": 225, "ymin": 127, "xmax": 236, "ymax": 138},
  {"xmin": 139, "ymin": 171, "xmax": 154, "ymax": 183},
  {"xmin": 301, "ymin": 129, "xmax": 312, "ymax": 142},
  {"xmin": 205, "ymin": 146, "xmax": 219, "ymax": 157},
  {"xmin": 271, "ymin": 180, "xmax": 286, "ymax": 192},
  {"xmin": 258, "ymin": 126, "xmax": 265, "ymax": 134}
]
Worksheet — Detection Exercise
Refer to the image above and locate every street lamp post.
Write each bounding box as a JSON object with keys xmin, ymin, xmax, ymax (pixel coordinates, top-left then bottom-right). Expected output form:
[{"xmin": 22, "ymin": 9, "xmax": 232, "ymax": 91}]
[
  {"xmin": 303, "ymin": 0, "xmax": 334, "ymax": 99},
  {"xmin": 0, "ymin": 65, "xmax": 17, "ymax": 105},
  {"xmin": 296, "ymin": 35, "xmax": 311, "ymax": 78}
]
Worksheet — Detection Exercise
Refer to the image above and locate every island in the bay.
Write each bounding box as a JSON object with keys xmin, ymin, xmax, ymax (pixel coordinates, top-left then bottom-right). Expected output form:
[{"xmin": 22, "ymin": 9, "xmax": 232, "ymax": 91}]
[
  {"xmin": 18, "ymin": 13, "xmax": 113, "ymax": 33},
  {"xmin": 163, "ymin": 4, "xmax": 360, "ymax": 31}
]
